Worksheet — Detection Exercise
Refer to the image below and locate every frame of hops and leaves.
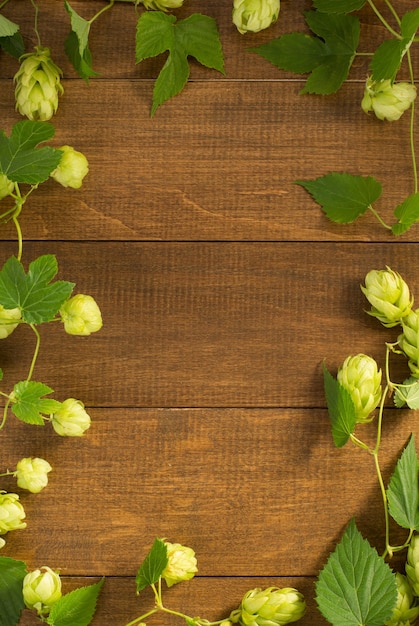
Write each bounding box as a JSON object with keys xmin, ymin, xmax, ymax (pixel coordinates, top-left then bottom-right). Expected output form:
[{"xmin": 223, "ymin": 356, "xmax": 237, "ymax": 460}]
[{"xmin": 2, "ymin": 1, "xmax": 419, "ymax": 626}]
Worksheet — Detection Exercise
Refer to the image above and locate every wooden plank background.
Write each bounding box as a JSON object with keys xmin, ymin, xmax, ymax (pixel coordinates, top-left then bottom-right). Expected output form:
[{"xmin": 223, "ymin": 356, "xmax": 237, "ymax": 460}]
[{"xmin": 1, "ymin": 1, "xmax": 418, "ymax": 624}]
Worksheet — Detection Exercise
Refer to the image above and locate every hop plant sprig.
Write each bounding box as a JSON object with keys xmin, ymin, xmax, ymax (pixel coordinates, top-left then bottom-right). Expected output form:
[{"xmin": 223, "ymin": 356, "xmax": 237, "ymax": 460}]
[{"xmin": 126, "ymin": 538, "xmax": 305, "ymax": 626}]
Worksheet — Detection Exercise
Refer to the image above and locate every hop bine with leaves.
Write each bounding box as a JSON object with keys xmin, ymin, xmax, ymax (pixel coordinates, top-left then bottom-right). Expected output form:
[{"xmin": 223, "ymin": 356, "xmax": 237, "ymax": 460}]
[{"xmin": 319, "ymin": 266, "xmax": 419, "ymax": 626}]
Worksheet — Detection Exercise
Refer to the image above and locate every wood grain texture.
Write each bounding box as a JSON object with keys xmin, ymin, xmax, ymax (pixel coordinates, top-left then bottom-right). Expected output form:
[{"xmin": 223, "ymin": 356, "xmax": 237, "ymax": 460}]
[{"xmin": 1, "ymin": 1, "xmax": 418, "ymax": 625}]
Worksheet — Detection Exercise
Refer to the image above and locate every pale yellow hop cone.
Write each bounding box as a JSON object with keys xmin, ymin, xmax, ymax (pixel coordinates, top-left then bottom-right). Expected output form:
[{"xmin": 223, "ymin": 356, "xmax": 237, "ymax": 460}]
[
  {"xmin": 337, "ymin": 354, "xmax": 382, "ymax": 423},
  {"xmin": 361, "ymin": 267, "xmax": 413, "ymax": 328},
  {"xmin": 60, "ymin": 294, "xmax": 102, "ymax": 336},
  {"xmin": 385, "ymin": 572, "xmax": 419, "ymax": 625},
  {"xmin": 14, "ymin": 46, "xmax": 64, "ymax": 121},
  {"xmin": 398, "ymin": 310, "xmax": 419, "ymax": 378},
  {"xmin": 22, "ymin": 566, "xmax": 62, "ymax": 616},
  {"xmin": 51, "ymin": 145, "xmax": 89, "ymax": 189},
  {"xmin": 0, "ymin": 491, "xmax": 26, "ymax": 534},
  {"xmin": 15, "ymin": 457, "xmax": 52, "ymax": 494},
  {"xmin": 51, "ymin": 398, "xmax": 91, "ymax": 437},
  {"xmin": 142, "ymin": 0, "xmax": 185, "ymax": 9},
  {"xmin": 230, "ymin": 586, "xmax": 306, "ymax": 626},
  {"xmin": 361, "ymin": 76, "xmax": 417, "ymax": 122},
  {"xmin": 233, "ymin": 0, "xmax": 280, "ymax": 34},
  {"xmin": 0, "ymin": 304, "xmax": 21, "ymax": 339},
  {"xmin": 162, "ymin": 541, "xmax": 198, "ymax": 587},
  {"xmin": 406, "ymin": 534, "xmax": 419, "ymax": 596}
]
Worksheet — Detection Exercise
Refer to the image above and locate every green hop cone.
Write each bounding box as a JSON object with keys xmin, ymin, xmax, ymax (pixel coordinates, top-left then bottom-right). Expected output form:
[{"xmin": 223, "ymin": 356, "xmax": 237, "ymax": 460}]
[
  {"xmin": 0, "ymin": 491, "xmax": 26, "ymax": 534},
  {"xmin": 161, "ymin": 541, "xmax": 198, "ymax": 587},
  {"xmin": 361, "ymin": 76, "xmax": 417, "ymax": 122},
  {"xmin": 385, "ymin": 573, "xmax": 419, "ymax": 625},
  {"xmin": 406, "ymin": 534, "xmax": 419, "ymax": 596},
  {"xmin": 398, "ymin": 310, "xmax": 419, "ymax": 378},
  {"xmin": 233, "ymin": 0, "xmax": 280, "ymax": 34},
  {"xmin": 14, "ymin": 46, "xmax": 64, "ymax": 121},
  {"xmin": 142, "ymin": 0, "xmax": 185, "ymax": 9},
  {"xmin": 229, "ymin": 586, "xmax": 306, "ymax": 626},
  {"xmin": 0, "ymin": 304, "xmax": 21, "ymax": 339},
  {"xmin": 60, "ymin": 294, "xmax": 102, "ymax": 335},
  {"xmin": 22, "ymin": 566, "xmax": 62, "ymax": 616},
  {"xmin": 15, "ymin": 457, "xmax": 52, "ymax": 494},
  {"xmin": 51, "ymin": 146, "xmax": 89, "ymax": 189},
  {"xmin": 51, "ymin": 398, "xmax": 91, "ymax": 436},
  {"xmin": 361, "ymin": 267, "xmax": 413, "ymax": 328},
  {"xmin": 337, "ymin": 354, "xmax": 382, "ymax": 423},
  {"xmin": 0, "ymin": 173, "xmax": 14, "ymax": 200}
]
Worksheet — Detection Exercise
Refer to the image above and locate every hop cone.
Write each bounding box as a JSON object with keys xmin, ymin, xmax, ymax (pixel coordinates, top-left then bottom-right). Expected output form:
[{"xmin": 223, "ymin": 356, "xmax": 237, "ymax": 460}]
[
  {"xmin": 406, "ymin": 535, "xmax": 419, "ymax": 596},
  {"xmin": 385, "ymin": 573, "xmax": 419, "ymax": 625},
  {"xmin": 398, "ymin": 310, "xmax": 419, "ymax": 378},
  {"xmin": 14, "ymin": 46, "xmax": 64, "ymax": 120}
]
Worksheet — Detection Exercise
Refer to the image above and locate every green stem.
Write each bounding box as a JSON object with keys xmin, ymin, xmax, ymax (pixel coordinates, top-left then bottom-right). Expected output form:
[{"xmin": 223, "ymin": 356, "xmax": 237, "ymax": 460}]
[
  {"xmin": 381, "ymin": 0, "xmax": 401, "ymax": 27},
  {"xmin": 372, "ymin": 384, "xmax": 392, "ymax": 558},
  {"xmin": 368, "ymin": 205, "xmax": 392, "ymax": 231},
  {"xmin": 0, "ymin": 396, "xmax": 11, "ymax": 430},
  {"xmin": 89, "ymin": 0, "xmax": 116, "ymax": 25},
  {"xmin": 13, "ymin": 214, "xmax": 23, "ymax": 262},
  {"xmin": 0, "ymin": 0, "xmax": 11, "ymax": 9},
  {"xmin": 407, "ymin": 51, "xmax": 418, "ymax": 195},
  {"xmin": 124, "ymin": 607, "xmax": 160, "ymax": 626},
  {"xmin": 367, "ymin": 0, "xmax": 401, "ymax": 39},
  {"xmin": 27, "ymin": 324, "xmax": 41, "ymax": 382},
  {"xmin": 30, "ymin": 0, "xmax": 41, "ymax": 47}
]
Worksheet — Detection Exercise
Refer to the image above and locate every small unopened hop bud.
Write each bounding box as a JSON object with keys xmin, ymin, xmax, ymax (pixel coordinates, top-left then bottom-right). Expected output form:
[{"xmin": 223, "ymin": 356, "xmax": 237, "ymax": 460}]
[
  {"xmin": 142, "ymin": 0, "xmax": 185, "ymax": 9},
  {"xmin": 233, "ymin": 0, "xmax": 280, "ymax": 34},
  {"xmin": 0, "ymin": 304, "xmax": 21, "ymax": 339},
  {"xmin": 361, "ymin": 76, "xmax": 417, "ymax": 122},
  {"xmin": 337, "ymin": 354, "xmax": 382, "ymax": 423},
  {"xmin": 14, "ymin": 46, "xmax": 64, "ymax": 121},
  {"xmin": 51, "ymin": 398, "xmax": 91, "ymax": 436},
  {"xmin": 22, "ymin": 566, "xmax": 62, "ymax": 616},
  {"xmin": 398, "ymin": 310, "xmax": 419, "ymax": 378},
  {"xmin": 0, "ymin": 491, "xmax": 26, "ymax": 534},
  {"xmin": 15, "ymin": 457, "xmax": 52, "ymax": 494},
  {"xmin": 406, "ymin": 534, "xmax": 419, "ymax": 596},
  {"xmin": 385, "ymin": 572, "xmax": 419, "ymax": 625},
  {"xmin": 51, "ymin": 146, "xmax": 89, "ymax": 189},
  {"xmin": 361, "ymin": 267, "xmax": 413, "ymax": 328},
  {"xmin": 162, "ymin": 541, "xmax": 198, "ymax": 587},
  {"xmin": 60, "ymin": 294, "xmax": 102, "ymax": 336},
  {"xmin": 0, "ymin": 173, "xmax": 14, "ymax": 200},
  {"xmin": 230, "ymin": 586, "xmax": 306, "ymax": 626}
]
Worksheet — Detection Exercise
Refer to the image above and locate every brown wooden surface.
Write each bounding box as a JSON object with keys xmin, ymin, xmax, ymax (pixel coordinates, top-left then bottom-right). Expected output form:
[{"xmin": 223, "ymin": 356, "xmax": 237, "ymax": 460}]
[{"xmin": 1, "ymin": 1, "xmax": 419, "ymax": 625}]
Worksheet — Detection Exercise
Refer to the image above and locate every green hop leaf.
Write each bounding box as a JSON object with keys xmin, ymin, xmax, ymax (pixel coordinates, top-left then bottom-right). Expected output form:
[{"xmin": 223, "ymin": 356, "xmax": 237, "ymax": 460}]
[
  {"xmin": 323, "ymin": 363, "xmax": 357, "ymax": 447},
  {"xmin": 296, "ymin": 172, "xmax": 382, "ymax": 224},
  {"xmin": 387, "ymin": 434, "xmax": 419, "ymax": 531},
  {"xmin": 12, "ymin": 381, "xmax": 62, "ymax": 425},
  {"xmin": 0, "ymin": 255, "xmax": 74, "ymax": 324},
  {"xmin": 251, "ymin": 11, "xmax": 360, "ymax": 95},
  {"xmin": 370, "ymin": 9, "xmax": 419, "ymax": 82},
  {"xmin": 46, "ymin": 578, "xmax": 104, "ymax": 626},
  {"xmin": 394, "ymin": 377, "xmax": 419, "ymax": 409},
  {"xmin": 135, "ymin": 12, "xmax": 225, "ymax": 116},
  {"xmin": 313, "ymin": 0, "xmax": 367, "ymax": 12},
  {"xmin": 392, "ymin": 193, "xmax": 419, "ymax": 236},
  {"xmin": 0, "ymin": 556, "xmax": 27, "ymax": 626},
  {"xmin": 316, "ymin": 519, "xmax": 397, "ymax": 626},
  {"xmin": 64, "ymin": 1, "xmax": 98, "ymax": 81},
  {"xmin": 0, "ymin": 15, "xmax": 24, "ymax": 58},
  {"xmin": 136, "ymin": 538, "xmax": 169, "ymax": 593},
  {"xmin": 0, "ymin": 120, "xmax": 62, "ymax": 184}
]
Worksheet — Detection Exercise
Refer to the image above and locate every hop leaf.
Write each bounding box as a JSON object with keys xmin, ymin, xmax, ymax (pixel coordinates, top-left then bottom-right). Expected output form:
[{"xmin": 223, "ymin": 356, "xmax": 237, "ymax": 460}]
[
  {"xmin": 136, "ymin": 538, "xmax": 169, "ymax": 593},
  {"xmin": 0, "ymin": 556, "xmax": 27, "ymax": 626},
  {"xmin": 387, "ymin": 434, "xmax": 419, "ymax": 531},
  {"xmin": 316, "ymin": 519, "xmax": 397, "ymax": 626},
  {"xmin": 12, "ymin": 381, "xmax": 62, "ymax": 425},
  {"xmin": 0, "ymin": 120, "xmax": 62, "ymax": 185},
  {"xmin": 323, "ymin": 363, "xmax": 357, "ymax": 447},
  {"xmin": 135, "ymin": 12, "xmax": 224, "ymax": 115},
  {"xmin": 0, "ymin": 255, "xmax": 74, "ymax": 324},
  {"xmin": 46, "ymin": 578, "xmax": 104, "ymax": 626},
  {"xmin": 64, "ymin": 1, "xmax": 98, "ymax": 81}
]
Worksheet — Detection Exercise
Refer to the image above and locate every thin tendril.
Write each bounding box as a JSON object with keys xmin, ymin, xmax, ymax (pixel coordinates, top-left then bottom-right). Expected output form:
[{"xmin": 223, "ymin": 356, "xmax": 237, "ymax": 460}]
[
  {"xmin": 27, "ymin": 324, "xmax": 41, "ymax": 382},
  {"xmin": 367, "ymin": 0, "xmax": 401, "ymax": 39},
  {"xmin": 30, "ymin": 0, "xmax": 41, "ymax": 47},
  {"xmin": 89, "ymin": 0, "xmax": 116, "ymax": 25}
]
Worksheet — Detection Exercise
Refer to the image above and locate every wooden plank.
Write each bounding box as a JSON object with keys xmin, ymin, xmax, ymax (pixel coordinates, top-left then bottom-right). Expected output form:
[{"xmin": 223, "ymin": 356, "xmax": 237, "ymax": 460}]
[
  {"xmin": 1, "ymin": 408, "xmax": 414, "ymax": 577},
  {"xmin": 0, "ymin": 241, "xmax": 416, "ymax": 407},
  {"xmin": 16, "ymin": 576, "xmax": 324, "ymax": 625},
  {"xmin": 1, "ymin": 0, "xmax": 416, "ymax": 80},
  {"xmin": 0, "ymin": 77, "xmax": 416, "ymax": 241}
]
